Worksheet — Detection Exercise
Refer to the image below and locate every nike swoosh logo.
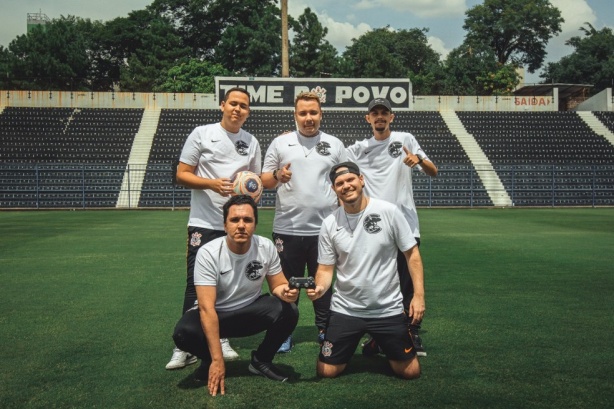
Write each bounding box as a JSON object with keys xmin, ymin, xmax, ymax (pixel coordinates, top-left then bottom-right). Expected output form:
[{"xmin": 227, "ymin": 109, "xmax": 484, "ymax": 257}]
[
  {"xmin": 220, "ymin": 270, "xmax": 232, "ymax": 275},
  {"xmin": 288, "ymin": 143, "xmax": 298, "ymax": 146},
  {"xmin": 405, "ymin": 347, "xmax": 413, "ymax": 354},
  {"xmin": 336, "ymin": 227, "xmax": 343, "ymax": 231},
  {"xmin": 364, "ymin": 150, "xmax": 372, "ymax": 155},
  {"xmin": 211, "ymin": 139, "xmax": 221, "ymax": 143}
]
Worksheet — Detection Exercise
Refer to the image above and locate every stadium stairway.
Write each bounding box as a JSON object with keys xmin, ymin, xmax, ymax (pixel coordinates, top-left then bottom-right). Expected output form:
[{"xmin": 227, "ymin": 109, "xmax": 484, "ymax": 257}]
[
  {"xmin": 440, "ymin": 110, "xmax": 512, "ymax": 206},
  {"xmin": 116, "ymin": 108, "xmax": 161, "ymax": 208},
  {"xmin": 576, "ymin": 111, "xmax": 614, "ymax": 147}
]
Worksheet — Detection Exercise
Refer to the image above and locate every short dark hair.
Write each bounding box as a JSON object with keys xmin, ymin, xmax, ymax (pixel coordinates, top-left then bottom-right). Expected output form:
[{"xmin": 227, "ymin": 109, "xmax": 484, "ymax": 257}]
[
  {"xmin": 223, "ymin": 87, "xmax": 251, "ymax": 102},
  {"xmin": 223, "ymin": 195, "xmax": 258, "ymax": 225}
]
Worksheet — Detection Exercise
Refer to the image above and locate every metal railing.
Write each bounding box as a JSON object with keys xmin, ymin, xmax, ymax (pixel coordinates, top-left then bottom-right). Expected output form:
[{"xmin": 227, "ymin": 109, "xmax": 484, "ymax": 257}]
[{"xmin": 1, "ymin": 163, "xmax": 613, "ymax": 209}]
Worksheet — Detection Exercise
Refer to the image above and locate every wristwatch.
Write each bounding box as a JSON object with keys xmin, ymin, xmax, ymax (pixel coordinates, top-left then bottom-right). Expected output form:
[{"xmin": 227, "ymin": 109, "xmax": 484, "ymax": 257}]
[
  {"xmin": 273, "ymin": 169, "xmax": 279, "ymax": 181},
  {"xmin": 417, "ymin": 155, "xmax": 424, "ymax": 164}
]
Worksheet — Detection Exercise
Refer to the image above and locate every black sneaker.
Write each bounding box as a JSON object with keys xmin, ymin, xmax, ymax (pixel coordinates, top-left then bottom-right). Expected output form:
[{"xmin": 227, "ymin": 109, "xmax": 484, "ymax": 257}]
[
  {"xmin": 361, "ymin": 337, "xmax": 383, "ymax": 357},
  {"xmin": 248, "ymin": 351, "xmax": 288, "ymax": 382},
  {"xmin": 410, "ymin": 330, "xmax": 427, "ymax": 357}
]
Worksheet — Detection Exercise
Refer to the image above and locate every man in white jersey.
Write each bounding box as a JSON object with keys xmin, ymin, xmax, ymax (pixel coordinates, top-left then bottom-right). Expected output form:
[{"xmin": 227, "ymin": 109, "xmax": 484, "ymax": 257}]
[
  {"xmin": 307, "ymin": 162, "xmax": 425, "ymax": 379},
  {"xmin": 166, "ymin": 87, "xmax": 261, "ymax": 369},
  {"xmin": 173, "ymin": 195, "xmax": 299, "ymax": 396},
  {"xmin": 261, "ymin": 91, "xmax": 347, "ymax": 352},
  {"xmin": 346, "ymin": 98, "xmax": 437, "ymax": 357}
]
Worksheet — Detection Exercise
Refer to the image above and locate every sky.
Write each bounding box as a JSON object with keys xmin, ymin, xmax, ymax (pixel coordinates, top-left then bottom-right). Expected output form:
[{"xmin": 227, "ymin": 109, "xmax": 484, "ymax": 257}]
[{"xmin": 0, "ymin": 0, "xmax": 612, "ymax": 85}]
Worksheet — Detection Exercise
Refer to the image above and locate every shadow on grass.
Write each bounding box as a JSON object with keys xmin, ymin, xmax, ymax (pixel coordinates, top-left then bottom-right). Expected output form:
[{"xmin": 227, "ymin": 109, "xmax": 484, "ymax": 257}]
[{"xmin": 175, "ymin": 323, "xmax": 404, "ymax": 390}]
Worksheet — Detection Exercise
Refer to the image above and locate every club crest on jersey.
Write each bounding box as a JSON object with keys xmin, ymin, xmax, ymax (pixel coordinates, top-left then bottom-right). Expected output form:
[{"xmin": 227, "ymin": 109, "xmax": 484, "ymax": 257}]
[
  {"xmin": 235, "ymin": 140, "xmax": 249, "ymax": 156},
  {"xmin": 275, "ymin": 238, "xmax": 284, "ymax": 253},
  {"xmin": 388, "ymin": 141, "xmax": 403, "ymax": 158},
  {"xmin": 321, "ymin": 341, "xmax": 333, "ymax": 357},
  {"xmin": 245, "ymin": 260, "xmax": 264, "ymax": 281},
  {"xmin": 363, "ymin": 214, "xmax": 382, "ymax": 234},
  {"xmin": 190, "ymin": 232, "xmax": 202, "ymax": 247},
  {"xmin": 316, "ymin": 141, "xmax": 332, "ymax": 156}
]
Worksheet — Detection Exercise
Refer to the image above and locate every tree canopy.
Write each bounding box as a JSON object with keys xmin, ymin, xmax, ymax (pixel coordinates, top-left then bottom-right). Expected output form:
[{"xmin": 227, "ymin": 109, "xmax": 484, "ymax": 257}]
[
  {"xmin": 0, "ymin": 0, "xmax": 607, "ymax": 96},
  {"xmin": 4, "ymin": 16, "xmax": 95, "ymax": 90},
  {"xmin": 289, "ymin": 8, "xmax": 339, "ymax": 78},
  {"xmin": 463, "ymin": 0, "xmax": 563, "ymax": 73},
  {"xmin": 540, "ymin": 23, "xmax": 614, "ymax": 93}
]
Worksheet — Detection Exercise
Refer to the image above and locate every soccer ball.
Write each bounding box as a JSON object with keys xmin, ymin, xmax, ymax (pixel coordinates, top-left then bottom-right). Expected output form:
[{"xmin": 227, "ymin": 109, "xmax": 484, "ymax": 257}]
[{"xmin": 230, "ymin": 171, "xmax": 263, "ymax": 202}]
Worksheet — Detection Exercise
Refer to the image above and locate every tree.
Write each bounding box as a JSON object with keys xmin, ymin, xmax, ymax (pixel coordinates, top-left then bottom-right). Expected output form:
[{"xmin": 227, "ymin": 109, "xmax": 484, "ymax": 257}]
[
  {"xmin": 289, "ymin": 8, "xmax": 339, "ymax": 78},
  {"xmin": 214, "ymin": 0, "xmax": 282, "ymax": 76},
  {"xmin": 110, "ymin": 10, "xmax": 190, "ymax": 92},
  {"xmin": 0, "ymin": 46, "xmax": 13, "ymax": 89},
  {"xmin": 442, "ymin": 42, "xmax": 519, "ymax": 95},
  {"xmin": 147, "ymin": 0, "xmax": 225, "ymax": 59},
  {"xmin": 339, "ymin": 27, "xmax": 442, "ymax": 93},
  {"xmin": 540, "ymin": 23, "xmax": 614, "ymax": 93},
  {"xmin": 5, "ymin": 16, "xmax": 95, "ymax": 90},
  {"xmin": 155, "ymin": 59, "xmax": 231, "ymax": 93},
  {"xmin": 463, "ymin": 0, "xmax": 563, "ymax": 73}
]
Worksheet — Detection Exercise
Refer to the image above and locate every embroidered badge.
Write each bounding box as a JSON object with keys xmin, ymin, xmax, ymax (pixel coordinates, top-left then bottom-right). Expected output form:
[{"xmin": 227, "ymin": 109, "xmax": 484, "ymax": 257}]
[
  {"xmin": 275, "ymin": 237, "xmax": 284, "ymax": 253},
  {"xmin": 245, "ymin": 260, "xmax": 264, "ymax": 281},
  {"xmin": 388, "ymin": 141, "xmax": 403, "ymax": 158},
  {"xmin": 235, "ymin": 140, "xmax": 249, "ymax": 156},
  {"xmin": 316, "ymin": 141, "xmax": 332, "ymax": 156},
  {"xmin": 322, "ymin": 341, "xmax": 333, "ymax": 357},
  {"xmin": 190, "ymin": 232, "xmax": 202, "ymax": 247},
  {"xmin": 363, "ymin": 214, "xmax": 383, "ymax": 234}
]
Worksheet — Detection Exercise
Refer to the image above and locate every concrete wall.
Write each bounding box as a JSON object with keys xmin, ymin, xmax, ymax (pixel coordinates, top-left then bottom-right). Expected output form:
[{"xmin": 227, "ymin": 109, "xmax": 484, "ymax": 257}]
[
  {"xmin": 1, "ymin": 89, "xmax": 560, "ymax": 111},
  {"xmin": 0, "ymin": 90, "xmax": 219, "ymax": 110},
  {"xmin": 575, "ymin": 88, "xmax": 613, "ymax": 112},
  {"xmin": 411, "ymin": 93, "xmax": 557, "ymax": 111}
]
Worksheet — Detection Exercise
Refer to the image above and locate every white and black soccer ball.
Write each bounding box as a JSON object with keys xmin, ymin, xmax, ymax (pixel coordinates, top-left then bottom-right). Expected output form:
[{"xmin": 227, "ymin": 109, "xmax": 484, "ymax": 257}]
[{"xmin": 230, "ymin": 171, "xmax": 263, "ymax": 203}]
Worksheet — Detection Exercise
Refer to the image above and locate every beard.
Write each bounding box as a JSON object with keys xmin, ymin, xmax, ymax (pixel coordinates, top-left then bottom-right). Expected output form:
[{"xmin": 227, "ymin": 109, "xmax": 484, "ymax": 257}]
[{"xmin": 374, "ymin": 121, "xmax": 387, "ymax": 132}]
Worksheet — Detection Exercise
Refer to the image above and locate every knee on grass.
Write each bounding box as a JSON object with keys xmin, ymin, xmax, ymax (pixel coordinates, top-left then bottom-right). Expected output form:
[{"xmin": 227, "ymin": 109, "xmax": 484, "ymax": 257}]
[
  {"xmin": 390, "ymin": 357, "xmax": 421, "ymax": 380},
  {"xmin": 316, "ymin": 361, "xmax": 345, "ymax": 378}
]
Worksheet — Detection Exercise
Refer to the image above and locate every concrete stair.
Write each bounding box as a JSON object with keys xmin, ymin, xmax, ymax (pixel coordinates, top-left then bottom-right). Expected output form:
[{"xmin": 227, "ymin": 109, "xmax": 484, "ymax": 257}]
[
  {"xmin": 576, "ymin": 111, "xmax": 614, "ymax": 146},
  {"xmin": 116, "ymin": 108, "xmax": 161, "ymax": 208},
  {"xmin": 439, "ymin": 110, "xmax": 512, "ymax": 207}
]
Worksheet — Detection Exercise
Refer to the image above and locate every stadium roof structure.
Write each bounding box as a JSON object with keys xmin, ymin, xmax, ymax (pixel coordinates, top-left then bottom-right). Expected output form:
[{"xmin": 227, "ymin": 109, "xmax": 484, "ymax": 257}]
[{"xmin": 514, "ymin": 83, "xmax": 593, "ymax": 100}]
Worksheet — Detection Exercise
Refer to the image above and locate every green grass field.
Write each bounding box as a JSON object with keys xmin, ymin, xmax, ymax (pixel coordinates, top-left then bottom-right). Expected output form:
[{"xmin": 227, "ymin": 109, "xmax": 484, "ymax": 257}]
[{"xmin": 1, "ymin": 208, "xmax": 613, "ymax": 408}]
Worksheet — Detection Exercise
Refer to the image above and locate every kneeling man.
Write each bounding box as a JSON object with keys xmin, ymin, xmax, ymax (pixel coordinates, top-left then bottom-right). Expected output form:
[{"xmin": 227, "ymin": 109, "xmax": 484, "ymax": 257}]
[{"xmin": 307, "ymin": 162, "xmax": 425, "ymax": 379}]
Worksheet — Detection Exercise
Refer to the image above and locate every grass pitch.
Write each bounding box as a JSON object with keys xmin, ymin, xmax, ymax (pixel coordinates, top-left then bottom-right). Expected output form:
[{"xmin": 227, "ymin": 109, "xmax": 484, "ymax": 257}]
[{"xmin": 0, "ymin": 208, "xmax": 613, "ymax": 408}]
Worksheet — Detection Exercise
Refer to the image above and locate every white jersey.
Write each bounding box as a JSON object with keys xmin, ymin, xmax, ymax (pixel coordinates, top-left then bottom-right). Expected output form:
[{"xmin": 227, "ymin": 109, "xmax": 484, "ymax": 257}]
[
  {"xmin": 180, "ymin": 123, "xmax": 261, "ymax": 230},
  {"xmin": 318, "ymin": 198, "xmax": 417, "ymax": 318},
  {"xmin": 263, "ymin": 131, "xmax": 347, "ymax": 235},
  {"xmin": 194, "ymin": 235, "xmax": 282, "ymax": 312},
  {"xmin": 346, "ymin": 132, "xmax": 430, "ymax": 238}
]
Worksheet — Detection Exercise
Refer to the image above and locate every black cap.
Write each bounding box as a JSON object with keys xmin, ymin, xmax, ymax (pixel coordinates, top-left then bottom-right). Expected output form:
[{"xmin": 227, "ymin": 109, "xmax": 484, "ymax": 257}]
[
  {"xmin": 368, "ymin": 98, "xmax": 392, "ymax": 112},
  {"xmin": 329, "ymin": 161, "xmax": 361, "ymax": 184}
]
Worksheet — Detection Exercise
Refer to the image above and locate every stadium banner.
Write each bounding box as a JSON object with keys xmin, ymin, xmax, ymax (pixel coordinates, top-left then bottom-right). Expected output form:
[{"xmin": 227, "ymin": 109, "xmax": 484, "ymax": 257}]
[{"xmin": 215, "ymin": 77, "xmax": 413, "ymax": 110}]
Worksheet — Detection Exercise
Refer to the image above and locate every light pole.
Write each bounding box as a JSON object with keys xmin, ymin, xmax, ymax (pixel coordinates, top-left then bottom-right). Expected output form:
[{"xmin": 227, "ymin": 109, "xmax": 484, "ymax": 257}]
[{"xmin": 281, "ymin": 0, "xmax": 289, "ymax": 77}]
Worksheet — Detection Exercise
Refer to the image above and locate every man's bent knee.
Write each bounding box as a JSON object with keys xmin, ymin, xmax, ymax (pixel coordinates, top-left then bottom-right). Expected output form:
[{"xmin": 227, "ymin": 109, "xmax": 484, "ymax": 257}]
[
  {"xmin": 390, "ymin": 357, "xmax": 421, "ymax": 380},
  {"xmin": 316, "ymin": 361, "xmax": 346, "ymax": 378}
]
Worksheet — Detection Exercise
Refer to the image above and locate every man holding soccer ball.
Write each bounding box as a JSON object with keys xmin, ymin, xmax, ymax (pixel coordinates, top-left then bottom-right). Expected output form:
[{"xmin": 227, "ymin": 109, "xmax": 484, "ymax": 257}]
[
  {"xmin": 166, "ymin": 87, "xmax": 261, "ymax": 371},
  {"xmin": 261, "ymin": 91, "xmax": 347, "ymax": 352}
]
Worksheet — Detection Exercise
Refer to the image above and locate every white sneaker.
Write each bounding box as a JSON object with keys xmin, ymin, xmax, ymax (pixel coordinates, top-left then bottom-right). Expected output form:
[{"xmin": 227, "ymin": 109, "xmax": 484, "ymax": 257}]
[
  {"xmin": 220, "ymin": 338, "xmax": 239, "ymax": 361},
  {"xmin": 165, "ymin": 347, "xmax": 198, "ymax": 370}
]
